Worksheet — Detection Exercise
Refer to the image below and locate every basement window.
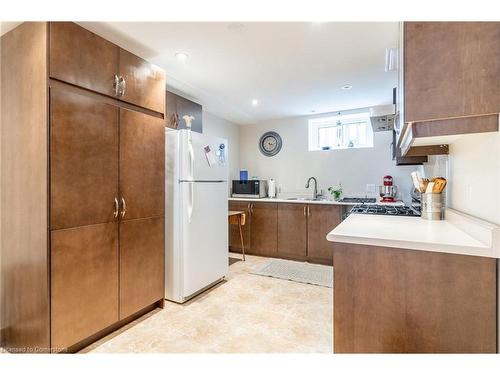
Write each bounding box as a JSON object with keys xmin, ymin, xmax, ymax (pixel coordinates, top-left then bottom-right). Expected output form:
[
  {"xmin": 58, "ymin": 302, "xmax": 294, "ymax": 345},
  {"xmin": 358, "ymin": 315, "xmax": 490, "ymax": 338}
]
[{"xmin": 308, "ymin": 112, "xmax": 373, "ymax": 151}]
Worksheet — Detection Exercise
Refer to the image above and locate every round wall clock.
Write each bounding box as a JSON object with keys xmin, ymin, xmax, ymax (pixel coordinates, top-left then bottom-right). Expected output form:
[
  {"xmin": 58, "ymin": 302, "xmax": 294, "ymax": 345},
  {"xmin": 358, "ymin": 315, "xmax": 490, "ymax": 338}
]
[{"xmin": 259, "ymin": 131, "xmax": 282, "ymax": 157}]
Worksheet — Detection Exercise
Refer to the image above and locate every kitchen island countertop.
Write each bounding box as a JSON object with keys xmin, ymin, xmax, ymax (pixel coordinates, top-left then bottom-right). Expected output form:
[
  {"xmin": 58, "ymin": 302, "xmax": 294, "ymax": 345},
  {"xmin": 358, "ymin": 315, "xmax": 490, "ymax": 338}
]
[{"xmin": 327, "ymin": 208, "xmax": 500, "ymax": 258}]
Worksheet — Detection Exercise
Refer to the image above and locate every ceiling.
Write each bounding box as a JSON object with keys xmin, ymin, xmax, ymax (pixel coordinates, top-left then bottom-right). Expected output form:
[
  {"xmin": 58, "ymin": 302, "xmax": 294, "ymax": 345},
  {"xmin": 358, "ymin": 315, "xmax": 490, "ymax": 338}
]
[
  {"xmin": 80, "ymin": 22, "xmax": 399, "ymax": 124},
  {"xmin": 2, "ymin": 22, "xmax": 398, "ymax": 125}
]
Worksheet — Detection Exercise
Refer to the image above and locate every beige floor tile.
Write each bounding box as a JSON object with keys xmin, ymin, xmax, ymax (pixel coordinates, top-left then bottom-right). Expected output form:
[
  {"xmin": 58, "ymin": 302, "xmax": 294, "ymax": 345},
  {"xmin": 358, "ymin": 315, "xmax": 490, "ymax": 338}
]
[{"xmin": 84, "ymin": 254, "xmax": 333, "ymax": 353}]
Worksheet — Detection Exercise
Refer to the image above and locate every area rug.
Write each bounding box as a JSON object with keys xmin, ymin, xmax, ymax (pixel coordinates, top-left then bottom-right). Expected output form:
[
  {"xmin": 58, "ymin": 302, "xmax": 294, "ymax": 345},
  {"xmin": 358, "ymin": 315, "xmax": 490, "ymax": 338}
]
[{"xmin": 251, "ymin": 259, "xmax": 333, "ymax": 288}]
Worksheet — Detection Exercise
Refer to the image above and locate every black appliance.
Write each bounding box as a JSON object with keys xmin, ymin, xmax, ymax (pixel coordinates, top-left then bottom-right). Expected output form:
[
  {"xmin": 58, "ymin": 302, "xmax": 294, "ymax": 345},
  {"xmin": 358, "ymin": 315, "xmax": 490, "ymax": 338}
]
[
  {"xmin": 350, "ymin": 204, "xmax": 420, "ymax": 217},
  {"xmin": 231, "ymin": 180, "xmax": 268, "ymax": 198},
  {"xmin": 339, "ymin": 197, "xmax": 377, "ymax": 204}
]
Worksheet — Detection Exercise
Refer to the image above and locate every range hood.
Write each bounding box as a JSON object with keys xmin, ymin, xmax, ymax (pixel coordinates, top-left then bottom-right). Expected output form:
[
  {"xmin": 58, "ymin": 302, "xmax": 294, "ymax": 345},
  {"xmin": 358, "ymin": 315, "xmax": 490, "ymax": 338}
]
[{"xmin": 370, "ymin": 104, "xmax": 396, "ymax": 132}]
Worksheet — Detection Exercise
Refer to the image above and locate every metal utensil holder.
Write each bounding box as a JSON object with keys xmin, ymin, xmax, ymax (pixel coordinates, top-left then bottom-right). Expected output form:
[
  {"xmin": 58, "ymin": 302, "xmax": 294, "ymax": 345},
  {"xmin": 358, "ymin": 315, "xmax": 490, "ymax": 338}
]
[{"xmin": 421, "ymin": 193, "xmax": 444, "ymax": 220}]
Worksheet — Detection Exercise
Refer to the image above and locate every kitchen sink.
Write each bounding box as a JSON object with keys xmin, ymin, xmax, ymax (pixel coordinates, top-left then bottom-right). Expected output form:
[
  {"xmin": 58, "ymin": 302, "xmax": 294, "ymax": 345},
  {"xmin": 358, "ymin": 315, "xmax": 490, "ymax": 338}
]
[{"xmin": 285, "ymin": 197, "xmax": 328, "ymax": 202}]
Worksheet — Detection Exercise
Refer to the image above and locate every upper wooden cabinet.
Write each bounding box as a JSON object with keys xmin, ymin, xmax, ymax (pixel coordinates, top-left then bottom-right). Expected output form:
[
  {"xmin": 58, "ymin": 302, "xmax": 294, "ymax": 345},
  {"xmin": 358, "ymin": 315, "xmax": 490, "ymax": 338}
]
[
  {"xmin": 404, "ymin": 22, "xmax": 500, "ymax": 123},
  {"xmin": 50, "ymin": 22, "xmax": 119, "ymax": 98},
  {"xmin": 119, "ymin": 49, "xmax": 166, "ymax": 114},
  {"xmin": 166, "ymin": 90, "xmax": 203, "ymax": 133},
  {"xmin": 398, "ymin": 22, "xmax": 500, "ymax": 155},
  {"xmin": 50, "ymin": 22, "xmax": 166, "ymax": 114}
]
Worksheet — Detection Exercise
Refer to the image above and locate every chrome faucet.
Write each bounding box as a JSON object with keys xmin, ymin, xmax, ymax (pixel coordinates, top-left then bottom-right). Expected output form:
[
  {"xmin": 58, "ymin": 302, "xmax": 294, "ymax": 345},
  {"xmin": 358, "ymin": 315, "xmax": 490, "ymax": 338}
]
[{"xmin": 305, "ymin": 177, "xmax": 318, "ymax": 199}]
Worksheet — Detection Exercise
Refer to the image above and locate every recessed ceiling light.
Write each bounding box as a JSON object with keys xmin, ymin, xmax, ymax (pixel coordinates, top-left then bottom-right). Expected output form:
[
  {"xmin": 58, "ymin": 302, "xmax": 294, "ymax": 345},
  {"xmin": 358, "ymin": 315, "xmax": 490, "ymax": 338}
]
[
  {"xmin": 341, "ymin": 84, "xmax": 353, "ymax": 90},
  {"xmin": 175, "ymin": 52, "xmax": 189, "ymax": 62},
  {"xmin": 251, "ymin": 99, "xmax": 259, "ymax": 107},
  {"xmin": 227, "ymin": 23, "xmax": 245, "ymax": 33}
]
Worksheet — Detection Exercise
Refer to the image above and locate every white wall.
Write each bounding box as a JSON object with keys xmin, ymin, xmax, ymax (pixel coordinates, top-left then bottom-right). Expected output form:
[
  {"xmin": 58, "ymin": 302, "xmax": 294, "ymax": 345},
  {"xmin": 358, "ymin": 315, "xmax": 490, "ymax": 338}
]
[
  {"xmin": 202, "ymin": 111, "xmax": 240, "ymax": 192},
  {"xmin": 448, "ymin": 132, "xmax": 500, "ymax": 225},
  {"xmin": 238, "ymin": 114, "xmax": 415, "ymax": 200}
]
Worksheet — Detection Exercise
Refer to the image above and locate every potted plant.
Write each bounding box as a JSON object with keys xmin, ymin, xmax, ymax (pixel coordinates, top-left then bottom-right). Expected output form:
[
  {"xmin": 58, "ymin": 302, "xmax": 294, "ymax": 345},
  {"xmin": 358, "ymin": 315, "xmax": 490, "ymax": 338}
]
[{"xmin": 328, "ymin": 184, "xmax": 343, "ymax": 201}]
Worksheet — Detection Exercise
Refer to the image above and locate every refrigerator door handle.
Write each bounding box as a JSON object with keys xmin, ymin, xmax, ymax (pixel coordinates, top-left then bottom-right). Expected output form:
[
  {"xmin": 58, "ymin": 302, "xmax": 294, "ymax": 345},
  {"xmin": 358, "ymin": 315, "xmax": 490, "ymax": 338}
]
[
  {"xmin": 188, "ymin": 131, "xmax": 195, "ymax": 180},
  {"xmin": 188, "ymin": 182, "xmax": 194, "ymax": 223}
]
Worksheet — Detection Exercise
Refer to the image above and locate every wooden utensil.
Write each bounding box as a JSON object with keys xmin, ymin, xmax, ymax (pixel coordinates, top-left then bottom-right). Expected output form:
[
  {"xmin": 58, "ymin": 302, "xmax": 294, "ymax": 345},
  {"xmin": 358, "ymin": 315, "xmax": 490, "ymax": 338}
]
[
  {"xmin": 433, "ymin": 177, "xmax": 447, "ymax": 193},
  {"xmin": 425, "ymin": 182, "xmax": 435, "ymax": 194},
  {"xmin": 419, "ymin": 178, "xmax": 429, "ymax": 194},
  {"xmin": 411, "ymin": 171, "xmax": 420, "ymax": 191}
]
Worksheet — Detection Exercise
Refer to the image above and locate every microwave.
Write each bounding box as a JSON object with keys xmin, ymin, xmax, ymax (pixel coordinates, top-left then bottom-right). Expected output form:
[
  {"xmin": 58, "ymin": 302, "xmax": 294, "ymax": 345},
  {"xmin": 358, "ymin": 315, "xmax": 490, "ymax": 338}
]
[{"xmin": 232, "ymin": 180, "xmax": 268, "ymax": 198}]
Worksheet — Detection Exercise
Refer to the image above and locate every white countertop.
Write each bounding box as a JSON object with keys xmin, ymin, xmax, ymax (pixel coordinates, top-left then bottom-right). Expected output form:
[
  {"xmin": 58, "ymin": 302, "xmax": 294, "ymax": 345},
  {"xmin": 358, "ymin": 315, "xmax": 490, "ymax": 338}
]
[
  {"xmin": 327, "ymin": 209, "xmax": 500, "ymax": 258},
  {"xmin": 228, "ymin": 197, "xmax": 405, "ymax": 206}
]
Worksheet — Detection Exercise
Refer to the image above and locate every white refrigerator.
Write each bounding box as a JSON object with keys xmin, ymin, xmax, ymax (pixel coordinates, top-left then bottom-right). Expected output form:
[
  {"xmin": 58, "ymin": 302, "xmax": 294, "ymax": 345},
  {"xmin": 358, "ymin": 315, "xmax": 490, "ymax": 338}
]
[{"xmin": 165, "ymin": 128, "xmax": 229, "ymax": 303}]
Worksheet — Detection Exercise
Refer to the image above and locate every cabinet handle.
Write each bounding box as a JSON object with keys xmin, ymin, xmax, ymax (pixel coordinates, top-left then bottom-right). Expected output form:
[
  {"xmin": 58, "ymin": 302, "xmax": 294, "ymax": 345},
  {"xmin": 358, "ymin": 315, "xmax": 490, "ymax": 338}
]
[
  {"xmin": 120, "ymin": 197, "xmax": 127, "ymax": 218},
  {"xmin": 247, "ymin": 203, "xmax": 251, "ymax": 215},
  {"xmin": 250, "ymin": 203, "xmax": 254, "ymax": 215},
  {"xmin": 303, "ymin": 206, "xmax": 306, "ymax": 216},
  {"xmin": 113, "ymin": 74, "xmax": 120, "ymax": 96},
  {"xmin": 119, "ymin": 76, "xmax": 126, "ymax": 96},
  {"xmin": 113, "ymin": 197, "xmax": 119, "ymax": 218}
]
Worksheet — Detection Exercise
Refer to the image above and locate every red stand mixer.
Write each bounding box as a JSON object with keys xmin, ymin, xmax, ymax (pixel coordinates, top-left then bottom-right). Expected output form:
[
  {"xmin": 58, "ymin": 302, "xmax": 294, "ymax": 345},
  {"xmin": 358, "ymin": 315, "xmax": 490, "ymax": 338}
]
[{"xmin": 379, "ymin": 175, "xmax": 398, "ymax": 203}]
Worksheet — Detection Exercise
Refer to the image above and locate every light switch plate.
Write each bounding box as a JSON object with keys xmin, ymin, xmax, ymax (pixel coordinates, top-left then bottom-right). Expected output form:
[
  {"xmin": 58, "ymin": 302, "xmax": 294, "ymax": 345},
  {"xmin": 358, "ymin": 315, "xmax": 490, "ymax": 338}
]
[{"xmin": 366, "ymin": 184, "xmax": 376, "ymax": 194}]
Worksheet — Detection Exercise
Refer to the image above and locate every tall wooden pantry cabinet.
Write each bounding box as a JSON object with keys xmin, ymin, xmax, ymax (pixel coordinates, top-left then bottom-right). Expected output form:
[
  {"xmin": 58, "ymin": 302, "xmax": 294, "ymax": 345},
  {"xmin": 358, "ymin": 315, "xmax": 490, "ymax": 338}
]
[{"xmin": 1, "ymin": 22, "xmax": 166, "ymax": 352}]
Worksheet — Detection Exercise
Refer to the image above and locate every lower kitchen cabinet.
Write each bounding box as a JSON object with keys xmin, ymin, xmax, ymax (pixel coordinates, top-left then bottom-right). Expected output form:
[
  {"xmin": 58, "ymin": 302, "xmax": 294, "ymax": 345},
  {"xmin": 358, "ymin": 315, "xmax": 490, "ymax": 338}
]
[
  {"xmin": 307, "ymin": 205, "xmax": 341, "ymax": 263},
  {"xmin": 228, "ymin": 200, "xmax": 341, "ymax": 264},
  {"xmin": 277, "ymin": 204, "xmax": 307, "ymax": 258},
  {"xmin": 250, "ymin": 203, "xmax": 278, "ymax": 257},
  {"xmin": 119, "ymin": 216, "xmax": 165, "ymax": 319},
  {"xmin": 333, "ymin": 243, "xmax": 497, "ymax": 353},
  {"xmin": 50, "ymin": 222, "xmax": 119, "ymax": 350},
  {"xmin": 228, "ymin": 201, "xmax": 251, "ymax": 251}
]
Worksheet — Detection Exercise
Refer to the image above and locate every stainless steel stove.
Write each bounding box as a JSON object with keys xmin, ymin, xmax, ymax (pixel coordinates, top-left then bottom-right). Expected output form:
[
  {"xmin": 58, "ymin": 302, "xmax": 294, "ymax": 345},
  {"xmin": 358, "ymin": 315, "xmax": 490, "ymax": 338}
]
[
  {"xmin": 350, "ymin": 204, "xmax": 420, "ymax": 217},
  {"xmin": 339, "ymin": 197, "xmax": 377, "ymax": 204}
]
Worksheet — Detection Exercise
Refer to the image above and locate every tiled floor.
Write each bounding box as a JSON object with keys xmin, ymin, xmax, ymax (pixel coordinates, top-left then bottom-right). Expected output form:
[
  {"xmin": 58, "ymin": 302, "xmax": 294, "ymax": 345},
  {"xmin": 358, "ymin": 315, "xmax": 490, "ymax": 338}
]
[{"xmin": 82, "ymin": 254, "xmax": 333, "ymax": 353}]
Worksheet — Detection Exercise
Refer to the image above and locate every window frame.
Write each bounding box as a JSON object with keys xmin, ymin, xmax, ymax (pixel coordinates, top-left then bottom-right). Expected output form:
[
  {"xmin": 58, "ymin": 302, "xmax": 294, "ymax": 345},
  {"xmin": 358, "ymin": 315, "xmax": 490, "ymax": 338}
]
[{"xmin": 308, "ymin": 112, "xmax": 373, "ymax": 151}]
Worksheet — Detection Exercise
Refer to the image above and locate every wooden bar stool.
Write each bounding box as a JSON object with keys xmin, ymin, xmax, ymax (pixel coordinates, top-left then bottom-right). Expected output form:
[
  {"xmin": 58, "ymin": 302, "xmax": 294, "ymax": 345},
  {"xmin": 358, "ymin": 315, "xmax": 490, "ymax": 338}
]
[{"xmin": 228, "ymin": 210, "xmax": 246, "ymax": 261}]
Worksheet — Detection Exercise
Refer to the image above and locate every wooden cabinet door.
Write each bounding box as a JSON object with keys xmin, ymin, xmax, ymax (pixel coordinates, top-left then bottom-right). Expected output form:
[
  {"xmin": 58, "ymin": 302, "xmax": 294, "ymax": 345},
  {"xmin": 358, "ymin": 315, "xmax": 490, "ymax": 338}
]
[
  {"xmin": 277, "ymin": 203, "xmax": 307, "ymax": 257},
  {"xmin": 307, "ymin": 205, "xmax": 340, "ymax": 263},
  {"xmin": 119, "ymin": 108, "xmax": 165, "ymax": 221},
  {"xmin": 166, "ymin": 91, "xmax": 203, "ymax": 133},
  {"xmin": 403, "ymin": 251, "xmax": 496, "ymax": 353},
  {"xmin": 50, "ymin": 89, "xmax": 119, "ymax": 230},
  {"xmin": 51, "ymin": 223, "xmax": 119, "ymax": 350},
  {"xmin": 119, "ymin": 216, "xmax": 164, "ymax": 319},
  {"xmin": 405, "ymin": 22, "xmax": 500, "ymax": 122},
  {"xmin": 50, "ymin": 22, "xmax": 119, "ymax": 97},
  {"xmin": 119, "ymin": 49, "xmax": 166, "ymax": 114},
  {"xmin": 250, "ymin": 203, "xmax": 278, "ymax": 257},
  {"xmin": 228, "ymin": 201, "xmax": 251, "ymax": 252},
  {"xmin": 333, "ymin": 244, "xmax": 408, "ymax": 353}
]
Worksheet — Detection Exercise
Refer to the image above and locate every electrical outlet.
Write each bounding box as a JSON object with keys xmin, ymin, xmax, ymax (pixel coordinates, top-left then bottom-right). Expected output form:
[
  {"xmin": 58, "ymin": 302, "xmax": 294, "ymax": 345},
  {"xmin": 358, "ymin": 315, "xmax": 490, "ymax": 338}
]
[
  {"xmin": 366, "ymin": 184, "xmax": 376, "ymax": 194},
  {"xmin": 466, "ymin": 184, "xmax": 473, "ymax": 202}
]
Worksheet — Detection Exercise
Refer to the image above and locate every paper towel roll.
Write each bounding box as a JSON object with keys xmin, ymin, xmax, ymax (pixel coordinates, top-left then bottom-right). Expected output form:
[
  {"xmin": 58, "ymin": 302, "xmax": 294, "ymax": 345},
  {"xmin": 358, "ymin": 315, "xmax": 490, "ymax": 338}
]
[{"xmin": 267, "ymin": 179, "xmax": 276, "ymax": 198}]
